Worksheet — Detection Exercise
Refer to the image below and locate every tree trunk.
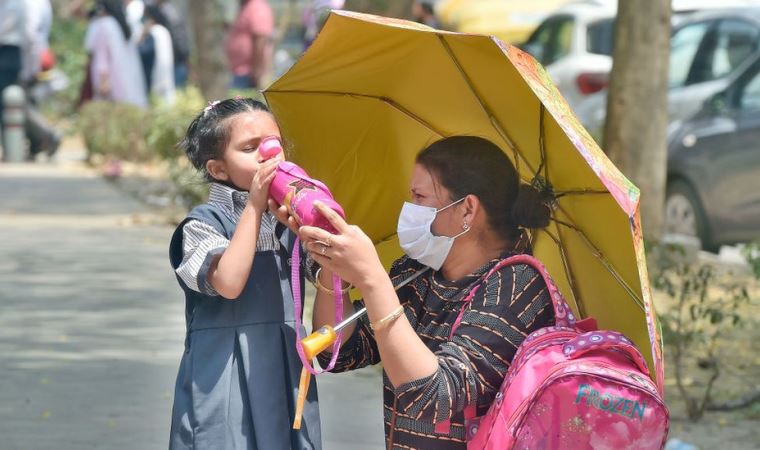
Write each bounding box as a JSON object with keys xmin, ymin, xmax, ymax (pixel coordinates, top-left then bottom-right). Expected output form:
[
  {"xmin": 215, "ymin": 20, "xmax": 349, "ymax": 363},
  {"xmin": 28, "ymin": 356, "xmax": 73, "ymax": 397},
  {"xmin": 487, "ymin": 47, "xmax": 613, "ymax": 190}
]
[
  {"xmin": 603, "ymin": 0, "xmax": 671, "ymax": 242},
  {"xmin": 188, "ymin": 0, "xmax": 229, "ymax": 99}
]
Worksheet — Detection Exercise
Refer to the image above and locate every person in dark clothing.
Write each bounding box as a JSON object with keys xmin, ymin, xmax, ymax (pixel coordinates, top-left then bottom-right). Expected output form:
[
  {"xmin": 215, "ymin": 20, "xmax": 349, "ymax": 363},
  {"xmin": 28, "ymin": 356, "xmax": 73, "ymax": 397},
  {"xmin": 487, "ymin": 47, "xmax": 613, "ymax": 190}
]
[
  {"xmin": 0, "ymin": 0, "xmax": 25, "ymax": 158},
  {"xmin": 278, "ymin": 136, "xmax": 556, "ymax": 449},
  {"xmin": 155, "ymin": 0, "xmax": 191, "ymax": 87}
]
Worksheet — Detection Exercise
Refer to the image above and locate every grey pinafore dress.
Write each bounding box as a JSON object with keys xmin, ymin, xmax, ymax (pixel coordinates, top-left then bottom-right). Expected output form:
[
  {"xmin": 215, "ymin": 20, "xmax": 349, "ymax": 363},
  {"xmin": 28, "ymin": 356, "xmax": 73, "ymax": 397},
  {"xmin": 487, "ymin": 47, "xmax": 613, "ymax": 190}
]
[{"xmin": 168, "ymin": 204, "xmax": 321, "ymax": 449}]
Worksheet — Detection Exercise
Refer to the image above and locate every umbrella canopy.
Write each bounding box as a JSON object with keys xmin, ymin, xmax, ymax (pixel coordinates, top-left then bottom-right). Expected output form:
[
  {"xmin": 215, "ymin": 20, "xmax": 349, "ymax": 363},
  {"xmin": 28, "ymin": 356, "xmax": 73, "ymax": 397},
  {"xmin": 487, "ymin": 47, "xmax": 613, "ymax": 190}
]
[{"xmin": 264, "ymin": 11, "xmax": 664, "ymax": 391}]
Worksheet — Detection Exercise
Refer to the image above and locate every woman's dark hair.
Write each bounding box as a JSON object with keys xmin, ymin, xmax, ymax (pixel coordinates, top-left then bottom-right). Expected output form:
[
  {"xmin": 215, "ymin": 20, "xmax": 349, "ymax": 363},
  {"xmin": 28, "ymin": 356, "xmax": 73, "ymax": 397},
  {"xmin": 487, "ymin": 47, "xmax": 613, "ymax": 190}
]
[
  {"xmin": 143, "ymin": 5, "xmax": 169, "ymax": 30},
  {"xmin": 416, "ymin": 136, "xmax": 551, "ymax": 242},
  {"xmin": 98, "ymin": 0, "xmax": 131, "ymax": 41},
  {"xmin": 181, "ymin": 97, "xmax": 271, "ymax": 182}
]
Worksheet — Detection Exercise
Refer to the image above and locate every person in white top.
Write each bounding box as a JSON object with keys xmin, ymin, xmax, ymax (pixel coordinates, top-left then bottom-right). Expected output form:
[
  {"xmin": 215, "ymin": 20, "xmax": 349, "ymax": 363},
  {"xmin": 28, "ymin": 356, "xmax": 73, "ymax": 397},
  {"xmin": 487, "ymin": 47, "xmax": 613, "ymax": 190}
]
[
  {"xmin": 84, "ymin": 0, "xmax": 147, "ymax": 107},
  {"xmin": 138, "ymin": 5, "xmax": 175, "ymax": 104},
  {"xmin": 124, "ymin": 0, "xmax": 144, "ymax": 39},
  {"xmin": 22, "ymin": 0, "xmax": 52, "ymax": 79}
]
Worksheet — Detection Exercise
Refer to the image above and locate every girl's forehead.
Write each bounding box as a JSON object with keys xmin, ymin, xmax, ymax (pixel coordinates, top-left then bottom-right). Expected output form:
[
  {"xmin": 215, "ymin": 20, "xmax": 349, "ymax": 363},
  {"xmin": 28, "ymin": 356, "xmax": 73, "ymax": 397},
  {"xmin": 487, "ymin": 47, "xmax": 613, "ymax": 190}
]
[{"xmin": 229, "ymin": 111, "xmax": 279, "ymax": 138}]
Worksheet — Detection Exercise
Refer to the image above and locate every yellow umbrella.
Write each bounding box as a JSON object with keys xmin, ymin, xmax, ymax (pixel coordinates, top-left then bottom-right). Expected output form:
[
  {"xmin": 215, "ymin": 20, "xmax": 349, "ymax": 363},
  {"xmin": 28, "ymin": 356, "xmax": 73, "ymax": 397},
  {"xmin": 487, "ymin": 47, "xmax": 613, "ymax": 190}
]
[{"xmin": 264, "ymin": 11, "xmax": 664, "ymax": 392}]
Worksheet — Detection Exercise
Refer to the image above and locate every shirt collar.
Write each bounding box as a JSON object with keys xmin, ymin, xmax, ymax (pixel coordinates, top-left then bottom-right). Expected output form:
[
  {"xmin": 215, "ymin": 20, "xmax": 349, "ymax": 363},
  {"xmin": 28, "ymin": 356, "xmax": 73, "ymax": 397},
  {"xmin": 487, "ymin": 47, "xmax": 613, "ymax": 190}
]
[{"xmin": 208, "ymin": 182, "xmax": 249, "ymax": 222}]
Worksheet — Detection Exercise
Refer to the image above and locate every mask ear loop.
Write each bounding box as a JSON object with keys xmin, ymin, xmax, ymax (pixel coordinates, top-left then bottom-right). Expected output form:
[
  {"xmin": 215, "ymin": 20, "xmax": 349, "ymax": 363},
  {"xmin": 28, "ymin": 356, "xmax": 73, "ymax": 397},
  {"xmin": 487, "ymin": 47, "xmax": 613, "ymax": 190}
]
[
  {"xmin": 434, "ymin": 196, "xmax": 470, "ymax": 240},
  {"xmin": 435, "ymin": 196, "xmax": 466, "ymax": 214}
]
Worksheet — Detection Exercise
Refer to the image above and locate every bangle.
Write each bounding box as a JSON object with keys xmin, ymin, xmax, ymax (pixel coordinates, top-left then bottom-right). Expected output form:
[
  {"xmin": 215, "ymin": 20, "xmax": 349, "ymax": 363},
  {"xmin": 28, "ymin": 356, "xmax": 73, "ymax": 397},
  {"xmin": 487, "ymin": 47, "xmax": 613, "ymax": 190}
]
[
  {"xmin": 370, "ymin": 305, "xmax": 405, "ymax": 332},
  {"xmin": 314, "ymin": 267, "xmax": 352, "ymax": 294}
]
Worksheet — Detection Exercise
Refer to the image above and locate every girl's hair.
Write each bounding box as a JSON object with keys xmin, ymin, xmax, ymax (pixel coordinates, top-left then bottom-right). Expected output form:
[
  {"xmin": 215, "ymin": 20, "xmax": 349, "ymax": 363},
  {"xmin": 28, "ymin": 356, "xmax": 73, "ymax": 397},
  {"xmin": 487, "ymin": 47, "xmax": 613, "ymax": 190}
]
[
  {"xmin": 416, "ymin": 136, "xmax": 551, "ymax": 242},
  {"xmin": 180, "ymin": 97, "xmax": 271, "ymax": 182},
  {"xmin": 97, "ymin": 0, "xmax": 131, "ymax": 41}
]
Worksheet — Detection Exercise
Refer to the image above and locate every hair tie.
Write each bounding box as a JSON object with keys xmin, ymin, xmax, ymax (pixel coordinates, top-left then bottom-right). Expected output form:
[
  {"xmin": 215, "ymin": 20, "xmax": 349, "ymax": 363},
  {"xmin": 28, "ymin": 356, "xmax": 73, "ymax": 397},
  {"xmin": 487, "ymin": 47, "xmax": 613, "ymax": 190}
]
[{"xmin": 203, "ymin": 100, "xmax": 221, "ymax": 115}]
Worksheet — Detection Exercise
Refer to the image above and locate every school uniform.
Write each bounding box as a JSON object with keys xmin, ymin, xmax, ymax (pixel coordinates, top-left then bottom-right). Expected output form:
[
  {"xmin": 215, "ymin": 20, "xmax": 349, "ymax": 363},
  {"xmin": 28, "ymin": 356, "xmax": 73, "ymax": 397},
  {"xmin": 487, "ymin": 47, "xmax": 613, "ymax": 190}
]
[{"xmin": 168, "ymin": 183, "xmax": 321, "ymax": 450}]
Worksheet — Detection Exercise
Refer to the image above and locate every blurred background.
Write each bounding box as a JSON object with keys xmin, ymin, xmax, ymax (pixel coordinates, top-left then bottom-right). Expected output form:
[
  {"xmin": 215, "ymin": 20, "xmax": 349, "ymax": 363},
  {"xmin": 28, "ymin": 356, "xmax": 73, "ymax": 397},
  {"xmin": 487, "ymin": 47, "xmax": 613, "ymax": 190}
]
[{"xmin": 0, "ymin": 1, "xmax": 759, "ymax": 449}]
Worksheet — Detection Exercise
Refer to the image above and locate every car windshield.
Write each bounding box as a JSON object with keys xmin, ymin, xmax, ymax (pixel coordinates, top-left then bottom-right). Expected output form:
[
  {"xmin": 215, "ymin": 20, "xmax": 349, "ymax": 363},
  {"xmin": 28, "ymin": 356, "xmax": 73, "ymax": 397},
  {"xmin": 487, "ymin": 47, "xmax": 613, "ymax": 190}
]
[
  {"xmin": 523, "ymin": 16, "xmax": 574, "ymax": 65},
  {"xmin": 587, "ymin": 19, "xmax": 615, "ymax": 56}
]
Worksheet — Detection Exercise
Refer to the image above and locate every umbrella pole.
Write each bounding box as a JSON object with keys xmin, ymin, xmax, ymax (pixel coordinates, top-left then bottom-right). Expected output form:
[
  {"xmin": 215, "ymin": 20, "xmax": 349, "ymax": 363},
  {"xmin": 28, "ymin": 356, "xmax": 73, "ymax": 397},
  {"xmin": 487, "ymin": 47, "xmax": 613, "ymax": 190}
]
[
  {"xmin": 301, "ymin": 266, "xmax": 429, "ymax": 355},
  {"xmin": 293, "ymin": 266, "xmax": 429, "ymax": 429}
]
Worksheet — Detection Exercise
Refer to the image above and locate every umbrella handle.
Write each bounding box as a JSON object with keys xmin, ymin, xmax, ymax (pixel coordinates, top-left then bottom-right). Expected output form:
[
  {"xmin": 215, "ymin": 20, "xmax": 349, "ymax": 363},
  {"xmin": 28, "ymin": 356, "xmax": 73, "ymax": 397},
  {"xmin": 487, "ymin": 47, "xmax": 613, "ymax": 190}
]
[
  {"xmin": 302, "ymin": 325, "xmax": 338, "ymax": 360},
  {"xmin": 293, "ymin": 325, "xmax": 338, "ymax": 430}
]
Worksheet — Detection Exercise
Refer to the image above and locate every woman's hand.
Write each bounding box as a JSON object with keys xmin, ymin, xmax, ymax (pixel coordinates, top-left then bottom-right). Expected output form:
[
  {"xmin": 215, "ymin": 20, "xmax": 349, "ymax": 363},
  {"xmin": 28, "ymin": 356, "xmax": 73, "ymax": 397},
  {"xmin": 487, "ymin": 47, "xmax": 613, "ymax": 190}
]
[
  {"xmin": 268, "ymin": 199, "xmax": 300, "ymax": 235},
  {"xmin": 300, "ymin": 201, "xmax": 386, "ymax": 291},
  {"xmin": 248, "ymin": 159, "xmax": 278, "ymax": 214}
]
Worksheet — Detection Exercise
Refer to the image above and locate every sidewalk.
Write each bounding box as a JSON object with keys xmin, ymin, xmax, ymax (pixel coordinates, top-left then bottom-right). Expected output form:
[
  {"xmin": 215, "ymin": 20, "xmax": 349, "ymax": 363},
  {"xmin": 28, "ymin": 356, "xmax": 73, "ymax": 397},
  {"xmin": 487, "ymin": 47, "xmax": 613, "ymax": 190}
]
[{"xmin": 0, "ymin": 144, "xmax": 384, "ymax": 449}]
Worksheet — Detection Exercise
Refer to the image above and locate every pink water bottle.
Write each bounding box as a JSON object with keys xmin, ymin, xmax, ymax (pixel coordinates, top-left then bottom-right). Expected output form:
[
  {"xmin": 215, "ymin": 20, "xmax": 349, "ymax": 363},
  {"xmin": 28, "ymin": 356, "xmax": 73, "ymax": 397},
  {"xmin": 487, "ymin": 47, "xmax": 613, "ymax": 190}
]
[{"xmin": 260, "ymin": 136, "xmax": 346, "ymax": 233}]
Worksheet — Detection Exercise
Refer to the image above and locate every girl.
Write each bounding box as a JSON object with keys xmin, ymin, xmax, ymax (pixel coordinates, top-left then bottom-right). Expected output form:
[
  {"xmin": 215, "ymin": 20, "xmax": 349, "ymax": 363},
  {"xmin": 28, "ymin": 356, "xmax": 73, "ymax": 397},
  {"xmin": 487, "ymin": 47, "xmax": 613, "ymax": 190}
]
[{"xmin": 168, "ymin": 98, "xmax": 321, "ymax": 449}]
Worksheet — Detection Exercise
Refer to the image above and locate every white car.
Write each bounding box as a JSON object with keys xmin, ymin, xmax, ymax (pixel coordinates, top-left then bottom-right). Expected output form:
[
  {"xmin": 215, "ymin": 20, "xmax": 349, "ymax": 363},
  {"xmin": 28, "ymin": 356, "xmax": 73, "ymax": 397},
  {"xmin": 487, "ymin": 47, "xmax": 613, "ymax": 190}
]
[
  {"xmin": 521, "ymin": 0, "xmax": 760, "ymax": 114},
  {"xmin": 575, "ymin": 6, "xmax": 760, "ymax": 143},
  {"xmin": 519, "ymin": 0, "xmax": 618, "ymax": 112}
]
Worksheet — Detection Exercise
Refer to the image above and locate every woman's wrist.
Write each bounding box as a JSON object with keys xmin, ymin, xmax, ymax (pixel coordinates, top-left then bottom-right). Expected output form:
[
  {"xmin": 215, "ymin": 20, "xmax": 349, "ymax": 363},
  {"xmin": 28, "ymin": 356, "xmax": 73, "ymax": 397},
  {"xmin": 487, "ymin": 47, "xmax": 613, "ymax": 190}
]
[{"xmin": 317, "ymin": 266, "xmax": 350, "ymax": 290}]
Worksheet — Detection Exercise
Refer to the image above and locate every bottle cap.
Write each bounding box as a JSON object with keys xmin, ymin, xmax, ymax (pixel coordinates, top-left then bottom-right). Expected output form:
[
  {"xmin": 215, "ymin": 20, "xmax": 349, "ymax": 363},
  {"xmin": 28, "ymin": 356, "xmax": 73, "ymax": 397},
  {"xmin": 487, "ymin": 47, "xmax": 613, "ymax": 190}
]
[{"xmin": 259, "ymin": 136, "xmax": 283, "ymax": 160}]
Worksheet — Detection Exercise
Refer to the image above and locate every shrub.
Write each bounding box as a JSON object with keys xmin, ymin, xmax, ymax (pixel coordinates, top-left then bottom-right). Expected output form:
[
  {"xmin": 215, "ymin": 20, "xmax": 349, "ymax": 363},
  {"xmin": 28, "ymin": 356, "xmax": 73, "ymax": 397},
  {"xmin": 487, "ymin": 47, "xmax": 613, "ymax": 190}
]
[
  {"xmin": 649, "ymin": 243, "xmax": 752, "ymax": 421},
  {"xmin": 146, "ymin": 87, "xmax": 206, "ymax": 161},
  {"xmin": 78, "ymin": 101, "xmax": 152, "ymax": 162}
]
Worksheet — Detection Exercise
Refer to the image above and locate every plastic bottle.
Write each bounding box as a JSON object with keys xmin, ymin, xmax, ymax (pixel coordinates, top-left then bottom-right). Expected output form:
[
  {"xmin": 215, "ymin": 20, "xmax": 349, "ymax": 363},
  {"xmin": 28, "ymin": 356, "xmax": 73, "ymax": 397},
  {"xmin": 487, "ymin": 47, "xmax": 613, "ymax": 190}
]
[{"xmin": 260, "ymin": 136, "xmax": 345, "ymax": 233}]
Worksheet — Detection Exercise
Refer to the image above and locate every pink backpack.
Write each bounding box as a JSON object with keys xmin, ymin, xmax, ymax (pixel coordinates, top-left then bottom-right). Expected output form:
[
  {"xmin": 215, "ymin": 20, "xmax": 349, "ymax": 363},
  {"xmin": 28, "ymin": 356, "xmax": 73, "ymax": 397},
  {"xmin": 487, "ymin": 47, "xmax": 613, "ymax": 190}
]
[{"xmin": 438, "ymin": 255, "xmax": 669, "ymax": 450}]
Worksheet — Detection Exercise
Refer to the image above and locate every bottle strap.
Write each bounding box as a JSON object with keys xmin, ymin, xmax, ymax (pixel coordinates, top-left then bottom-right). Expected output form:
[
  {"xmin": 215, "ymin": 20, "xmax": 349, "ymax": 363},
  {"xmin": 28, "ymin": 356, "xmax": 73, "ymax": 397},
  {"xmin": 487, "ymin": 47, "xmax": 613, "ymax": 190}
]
[{"xmin": 291, "ymin": 236, "xmax": 343, "ymax": 374}]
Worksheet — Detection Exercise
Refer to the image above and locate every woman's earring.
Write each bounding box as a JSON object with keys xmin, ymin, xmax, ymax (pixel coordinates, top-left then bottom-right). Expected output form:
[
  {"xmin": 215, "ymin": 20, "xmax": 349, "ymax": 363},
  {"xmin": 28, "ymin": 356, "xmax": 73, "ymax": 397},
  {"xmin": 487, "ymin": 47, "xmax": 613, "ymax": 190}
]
[{"xmin": 463, "ymin": 222, "xmax": 470, "ymax": 231}]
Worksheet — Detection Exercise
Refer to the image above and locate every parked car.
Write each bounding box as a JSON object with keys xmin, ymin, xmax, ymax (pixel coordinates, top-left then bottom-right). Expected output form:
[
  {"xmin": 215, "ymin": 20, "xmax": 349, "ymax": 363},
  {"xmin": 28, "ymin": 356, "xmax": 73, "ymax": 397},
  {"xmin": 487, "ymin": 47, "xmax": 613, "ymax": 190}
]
[
  {"xmin": 666, "ymin": 52, "xmax": 760, "ymax": 250},
  {"xmin": 575, "ymin": 7, "xmax": 760, "ymax": 143},
  {"xmin": 522, "ymin": 1, "xmax": 760, "ymax": 114},
  {"xmin": 519, "ymin": 0, "xmax": 617, "ymax": 111}
]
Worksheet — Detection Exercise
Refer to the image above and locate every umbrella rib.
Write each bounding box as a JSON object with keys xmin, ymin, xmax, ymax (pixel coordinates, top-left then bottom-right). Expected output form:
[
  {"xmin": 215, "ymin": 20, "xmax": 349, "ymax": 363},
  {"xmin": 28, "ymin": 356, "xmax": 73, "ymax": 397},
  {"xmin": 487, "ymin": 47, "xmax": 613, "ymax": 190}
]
[
  {"xmin": 552, "ymin": 218, "xmax": 646, "ymax": 311},
  {"xmin": 554, "ymin": 189, "xmax": 609, "ymax": 198},
  {"xmin": 538, "ymin": 104, "xmax": 548, "ymax": 182},
  {"xmin": 436, "ymin": 35, "xmax": 536, "ymax": 176},
  {"xmin": 539, "ymin": 227, "xmax": 584, "ymax": 317},
  {"xmin": 264, "ymin": 89, "xmax": 447, "ymax": 137}
]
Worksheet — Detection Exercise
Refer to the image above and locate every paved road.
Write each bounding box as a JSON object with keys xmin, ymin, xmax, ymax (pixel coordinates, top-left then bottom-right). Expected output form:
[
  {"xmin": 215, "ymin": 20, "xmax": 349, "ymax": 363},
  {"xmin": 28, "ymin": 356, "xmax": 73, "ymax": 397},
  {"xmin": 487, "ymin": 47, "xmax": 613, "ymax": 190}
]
[{"xmin": 0, "ymin": 157, "xmax": 384, "ymax": 449}]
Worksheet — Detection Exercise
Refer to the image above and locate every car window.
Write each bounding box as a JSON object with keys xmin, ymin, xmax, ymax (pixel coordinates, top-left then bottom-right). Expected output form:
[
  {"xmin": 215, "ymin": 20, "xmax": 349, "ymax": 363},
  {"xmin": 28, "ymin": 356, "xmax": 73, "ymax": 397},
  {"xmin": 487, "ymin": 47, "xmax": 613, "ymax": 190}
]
[
  {"xmin": 711, "ymin": 20, "xmax": 759, "ymax": 79},
  {"xmin": 670, "ymin": 21, "xmax": 711, "ymax": 88},
  {"xmin": 524, "ymin": 16, "xmax": 574, "ymax": 65},
  {"xmin": 740, "ymin": 69, "xmax": 760, "ymax": 111},
  {"xmin": 587, "ymin": 19, "xmax": 615, "ymax": 56}
]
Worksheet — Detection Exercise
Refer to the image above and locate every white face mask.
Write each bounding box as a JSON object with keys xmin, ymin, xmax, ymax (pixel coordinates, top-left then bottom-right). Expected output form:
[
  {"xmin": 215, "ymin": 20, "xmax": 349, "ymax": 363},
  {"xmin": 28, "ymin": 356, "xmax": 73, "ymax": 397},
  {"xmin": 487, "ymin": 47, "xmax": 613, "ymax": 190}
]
[{"xmin": 397, "ymin": 197, "xmax": 469, "ymax": 270}]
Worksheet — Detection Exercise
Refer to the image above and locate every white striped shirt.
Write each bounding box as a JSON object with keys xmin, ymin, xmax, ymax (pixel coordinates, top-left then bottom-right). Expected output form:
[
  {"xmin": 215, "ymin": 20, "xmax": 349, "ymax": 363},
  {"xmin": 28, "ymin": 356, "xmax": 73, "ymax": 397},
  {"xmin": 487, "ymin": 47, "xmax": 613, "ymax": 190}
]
[{"xmin": 174, "ymin": 183, "xmax": 281, "ymax": 295}]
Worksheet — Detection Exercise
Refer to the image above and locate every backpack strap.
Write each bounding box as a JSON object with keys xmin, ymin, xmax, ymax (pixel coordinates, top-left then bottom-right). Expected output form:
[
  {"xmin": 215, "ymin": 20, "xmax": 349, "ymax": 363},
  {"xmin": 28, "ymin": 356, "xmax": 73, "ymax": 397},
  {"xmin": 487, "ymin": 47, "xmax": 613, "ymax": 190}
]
[
  {"xmin": 449, "ymin": 254, "xmax": 576, "ymax": 339},
  {"xmin": 435, "ymin": 255, "xmax": 576, "ymax": 435}
]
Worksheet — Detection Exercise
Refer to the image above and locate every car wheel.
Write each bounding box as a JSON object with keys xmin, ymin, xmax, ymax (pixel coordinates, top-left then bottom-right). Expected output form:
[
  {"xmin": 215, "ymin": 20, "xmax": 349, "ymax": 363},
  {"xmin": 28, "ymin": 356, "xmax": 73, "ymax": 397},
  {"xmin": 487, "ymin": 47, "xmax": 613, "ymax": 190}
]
[{"xmin": 665, "ymin": 180, "xmax": 714, "ymax": 251}]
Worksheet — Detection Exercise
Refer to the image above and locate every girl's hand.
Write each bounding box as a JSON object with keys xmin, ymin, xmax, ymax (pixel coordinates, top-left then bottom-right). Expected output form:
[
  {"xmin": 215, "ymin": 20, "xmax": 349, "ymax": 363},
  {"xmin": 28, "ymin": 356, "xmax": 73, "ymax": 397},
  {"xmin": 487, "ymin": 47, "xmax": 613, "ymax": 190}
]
[
  {"xmin": 248, "ymin": 159, "xmax": 278, "ymax": 213},
  {"xmin": 300, "ymin": 201, "xmax": 386, "ymax": 291}
]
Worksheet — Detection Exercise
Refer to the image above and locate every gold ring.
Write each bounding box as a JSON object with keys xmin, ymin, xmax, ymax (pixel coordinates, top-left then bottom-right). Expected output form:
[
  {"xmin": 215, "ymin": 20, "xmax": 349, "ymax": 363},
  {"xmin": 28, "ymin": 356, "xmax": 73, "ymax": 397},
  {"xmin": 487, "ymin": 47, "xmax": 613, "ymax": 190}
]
[{"xmin": 320, "ymin": 244, "xmax": 327, "ymax": 255}]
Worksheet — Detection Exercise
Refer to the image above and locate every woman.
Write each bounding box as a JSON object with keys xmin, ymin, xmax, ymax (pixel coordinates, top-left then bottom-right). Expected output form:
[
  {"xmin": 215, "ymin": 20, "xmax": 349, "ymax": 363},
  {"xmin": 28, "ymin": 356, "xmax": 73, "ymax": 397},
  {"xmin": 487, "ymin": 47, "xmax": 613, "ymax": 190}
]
[
  {"xmin": 83, "ymin": 0, "xmax": 147, "ymax": 107},
  {"xmin": 276, "ymin": 136, "xmax": 556, "ymax": 449},
  {"xmin": 137, "ymin": 5, "xmax": 175, "ymax": 104}
]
